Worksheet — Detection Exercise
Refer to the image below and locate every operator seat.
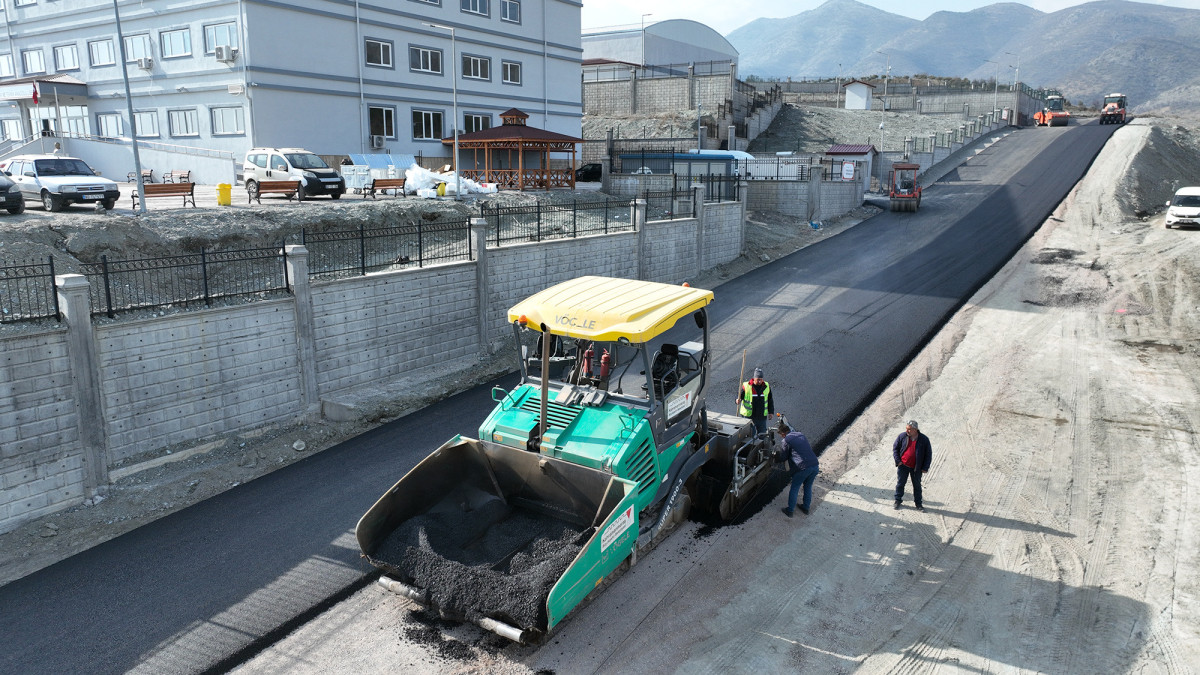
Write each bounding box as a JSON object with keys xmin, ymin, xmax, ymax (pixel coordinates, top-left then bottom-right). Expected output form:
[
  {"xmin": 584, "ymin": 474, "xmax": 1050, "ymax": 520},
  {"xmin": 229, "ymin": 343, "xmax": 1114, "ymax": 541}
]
[{"xmin": 650, "ymin": 343, "xmax": 680, "ymax": 398}]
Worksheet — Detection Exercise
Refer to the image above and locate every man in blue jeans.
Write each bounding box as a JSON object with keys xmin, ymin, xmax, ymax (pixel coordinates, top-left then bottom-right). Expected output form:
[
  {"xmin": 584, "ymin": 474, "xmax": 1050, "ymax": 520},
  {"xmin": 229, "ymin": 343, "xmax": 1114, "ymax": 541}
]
[
  {"xmin": 893, "ymin": 420, "xmax": 933, "ymax": 511},
  {"xmin": 779, "ymin": 422, "xmax": 819, "ymax": 517}
]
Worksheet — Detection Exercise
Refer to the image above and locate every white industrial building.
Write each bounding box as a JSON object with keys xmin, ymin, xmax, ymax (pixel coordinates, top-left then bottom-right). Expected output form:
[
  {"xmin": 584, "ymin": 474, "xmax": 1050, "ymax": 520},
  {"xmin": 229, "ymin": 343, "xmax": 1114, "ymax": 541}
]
[
  {"xmin": 582, "ymin": 19, "xmax": 737, "ymax": 69},
  {"xmin": 0, "ymin": 0, "xmax": 582, "ymax": 181}
]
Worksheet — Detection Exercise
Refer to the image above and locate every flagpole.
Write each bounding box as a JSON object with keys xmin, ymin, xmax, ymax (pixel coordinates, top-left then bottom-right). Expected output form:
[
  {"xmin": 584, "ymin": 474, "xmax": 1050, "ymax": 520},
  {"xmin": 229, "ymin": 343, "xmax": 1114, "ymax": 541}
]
[{"xmin": 35, "ymin": 83, "xmax": 43, "ymax": 153}]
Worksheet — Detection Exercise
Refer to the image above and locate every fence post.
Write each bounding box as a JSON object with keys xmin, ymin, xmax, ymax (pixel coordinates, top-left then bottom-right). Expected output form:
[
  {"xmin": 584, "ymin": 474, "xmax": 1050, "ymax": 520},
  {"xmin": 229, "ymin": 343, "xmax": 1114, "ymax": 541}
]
[
  {"xmin": 470, "ymin": 218, "xmax": 492, "ymax": 354},
  {"xmin": 634, "ymin": 198, "xmax": 648, "ymax": 281},
  {"xmin": 284, "ymin": 245, "xmax": 321, "ymax": 419},
  {"xmin": 55, "ymin": 273, "xmax": 109, "ymax": 496},
  {"xmin": 694, "ymin": 184, "xmax": 707, "ymax": 278}
]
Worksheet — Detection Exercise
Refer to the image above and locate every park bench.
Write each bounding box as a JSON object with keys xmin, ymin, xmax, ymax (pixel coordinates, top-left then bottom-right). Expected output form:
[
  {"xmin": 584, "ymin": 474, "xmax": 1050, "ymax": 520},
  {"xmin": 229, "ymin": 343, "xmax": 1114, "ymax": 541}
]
[
  {"xmin": 365, "ymin": 177, "xmax": 406, "ymax": 199},
  {"xmin": 249, "ymin": 180, "xmax": 302, "ymax": 204},
  {"xmin": 131, "ymin": 182, "xmax": 196, "ymax": 209},
  {"xmin": 163, "ymin": 170, "xmax": 192, "ymax": 183},
  {"xmin": 127, "ymin": 169, "xmax": 154, "ymax": 183}
]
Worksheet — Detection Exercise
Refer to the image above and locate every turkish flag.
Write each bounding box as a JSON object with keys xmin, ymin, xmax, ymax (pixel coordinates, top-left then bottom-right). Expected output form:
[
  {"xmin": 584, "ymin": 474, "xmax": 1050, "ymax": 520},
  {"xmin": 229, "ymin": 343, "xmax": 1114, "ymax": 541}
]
[{"xmin": 31, "ymin": 84, "xmax": 38, "ymax": 105}]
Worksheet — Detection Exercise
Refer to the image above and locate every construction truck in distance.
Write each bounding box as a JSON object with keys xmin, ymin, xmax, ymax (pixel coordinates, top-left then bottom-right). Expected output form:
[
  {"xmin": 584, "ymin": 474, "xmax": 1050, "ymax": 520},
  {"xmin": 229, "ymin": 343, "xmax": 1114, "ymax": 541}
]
[
  {"xmin": 1034, "ymin": 95, "xmax": 1071, "ymax": 127},
  {"xmin": 356, "ymin": 276, "xmax": 781, "ymax": 644},
  {"xmin": 888, "ymin": 163, "xmax": 922, "ymax": 212},
  {"xmin": 1099, "ymin": 93, "xmax": 1129, "ymax": 124}
]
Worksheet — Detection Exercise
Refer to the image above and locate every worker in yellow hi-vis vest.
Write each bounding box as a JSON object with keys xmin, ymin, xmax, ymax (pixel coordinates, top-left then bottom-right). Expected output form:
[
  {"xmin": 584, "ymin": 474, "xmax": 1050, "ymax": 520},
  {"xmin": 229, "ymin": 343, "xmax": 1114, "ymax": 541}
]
[{"xmin": 737, "ymin": 367, "xmax": 775, "ymax": 435}]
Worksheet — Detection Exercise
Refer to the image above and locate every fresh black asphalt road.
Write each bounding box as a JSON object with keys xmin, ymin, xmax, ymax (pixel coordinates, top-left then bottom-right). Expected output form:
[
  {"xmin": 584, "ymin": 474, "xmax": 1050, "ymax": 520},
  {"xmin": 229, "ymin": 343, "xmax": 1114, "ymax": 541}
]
[{"xmin": 0, "ymin": 122, "xmax": 1118, "ymax": 674}]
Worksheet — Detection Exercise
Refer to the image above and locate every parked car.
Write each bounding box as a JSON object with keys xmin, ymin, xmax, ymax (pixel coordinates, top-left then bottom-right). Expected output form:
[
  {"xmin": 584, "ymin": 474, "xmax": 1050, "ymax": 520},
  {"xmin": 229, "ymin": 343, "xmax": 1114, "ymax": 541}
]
[
  {"xmin": 242, "ymin": 148, "xmax": 346, "ymax": 200},
  {"xmin": 0, "ymin": 172, "xmax": 26, "ymax": 215},
  {"xmin": 1165, "ymin": 186, "xmax": 1200, "ymax": 229},
  {"xmin": 575, "ymin": 163, "xmax": 602, "ymax": 182},
  {"xmin": 2, "ymin": 155, "xmax": 119, "ymax": 211}
]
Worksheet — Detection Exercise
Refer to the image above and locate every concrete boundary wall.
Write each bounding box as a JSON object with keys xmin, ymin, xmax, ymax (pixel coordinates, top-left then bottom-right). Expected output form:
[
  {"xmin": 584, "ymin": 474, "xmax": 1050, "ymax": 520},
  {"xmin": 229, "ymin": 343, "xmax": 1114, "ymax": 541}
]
[{"xmin": 0, "ymin": 193, "xmax": 749, "ymax": 534}]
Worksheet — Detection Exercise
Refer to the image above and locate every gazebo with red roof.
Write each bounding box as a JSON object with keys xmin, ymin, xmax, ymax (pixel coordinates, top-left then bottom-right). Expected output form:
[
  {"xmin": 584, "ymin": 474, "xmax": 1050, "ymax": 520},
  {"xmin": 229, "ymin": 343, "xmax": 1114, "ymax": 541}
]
[{"xmin": 443, "ymin": 108, "xmax": 582, "ymax": 191}]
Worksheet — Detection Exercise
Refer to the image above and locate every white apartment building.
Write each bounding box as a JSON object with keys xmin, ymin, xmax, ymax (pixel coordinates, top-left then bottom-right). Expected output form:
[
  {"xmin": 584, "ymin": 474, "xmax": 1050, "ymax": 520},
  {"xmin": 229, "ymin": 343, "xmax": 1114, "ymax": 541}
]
[{"xmin": 0, "ymin": 0, "xmax": 582, "ymax": 180}]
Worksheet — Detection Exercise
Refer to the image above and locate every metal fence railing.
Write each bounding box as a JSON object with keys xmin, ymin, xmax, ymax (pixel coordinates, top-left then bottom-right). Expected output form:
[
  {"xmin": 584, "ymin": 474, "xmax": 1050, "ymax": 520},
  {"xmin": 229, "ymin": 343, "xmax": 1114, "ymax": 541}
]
[
  {"xmin": 0, "ymin": 257, "xmax": 59, "ymax": 324},
  {"xmin": 677, "ymin": 175, "xmax": 741, "ymax": 203},
  {"xmin": 480, "ymin": 199, "xmax": 634, "ymax": 245},
  {"xmin": 302, "ymin": 219, "xmax": 473, "ymax": 280},
  {"xmin": 80, "ymin": 247, "xmax": 289, "ymax": 319},
  {"xmin": 642, "ymin": 189, "xmax": 695, "ymax": 220}
]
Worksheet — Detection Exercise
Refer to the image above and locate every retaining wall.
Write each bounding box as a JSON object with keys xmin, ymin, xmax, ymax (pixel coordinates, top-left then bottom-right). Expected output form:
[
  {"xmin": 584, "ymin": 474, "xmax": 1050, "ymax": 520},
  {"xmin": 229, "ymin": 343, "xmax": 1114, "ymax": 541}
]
[
  {"xmin": 0, "ymin": 331, "xmax": 83, "ymax": 526},
  {"xmin": 0, "ymin": 193, "xmax": 748, "ymax": 534}
]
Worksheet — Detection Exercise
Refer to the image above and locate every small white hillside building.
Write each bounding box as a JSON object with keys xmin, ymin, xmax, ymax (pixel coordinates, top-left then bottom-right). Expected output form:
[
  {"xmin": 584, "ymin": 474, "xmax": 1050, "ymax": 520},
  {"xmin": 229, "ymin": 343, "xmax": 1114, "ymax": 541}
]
[{"xmin": 843, "ymin": 79, "xmax": 877, "ymax": 110}]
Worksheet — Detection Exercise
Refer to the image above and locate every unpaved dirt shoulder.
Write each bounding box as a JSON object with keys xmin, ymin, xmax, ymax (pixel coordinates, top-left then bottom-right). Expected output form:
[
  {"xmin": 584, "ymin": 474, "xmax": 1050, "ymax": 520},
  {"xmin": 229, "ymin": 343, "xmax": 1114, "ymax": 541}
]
[{"xmin": 677, "ymin": 119, "xmax": 1200, "ymax": 673}]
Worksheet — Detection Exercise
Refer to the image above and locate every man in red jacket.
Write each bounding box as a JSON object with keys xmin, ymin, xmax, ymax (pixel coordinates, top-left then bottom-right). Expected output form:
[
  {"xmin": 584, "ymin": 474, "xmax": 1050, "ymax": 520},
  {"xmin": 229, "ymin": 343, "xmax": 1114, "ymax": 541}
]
[{"xmin": 892, "ymin": 420, "xmax": 932, "ymax": 512}]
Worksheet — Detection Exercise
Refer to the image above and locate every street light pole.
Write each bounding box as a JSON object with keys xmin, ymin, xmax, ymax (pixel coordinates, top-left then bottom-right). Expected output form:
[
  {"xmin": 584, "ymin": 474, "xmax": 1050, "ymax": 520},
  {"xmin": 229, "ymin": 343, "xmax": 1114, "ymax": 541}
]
[
  {"xmin": 1005, "ymin": 51, "xmax": 1020, "ymax": 90},
  {"xmin": 641, "ymin": 13, "xmax": 652, "ymax": 67},
  {"xmin": 875, "ymin": 50, "xmax": 890, "ymax": 187},
  {"xmin": 426, "ymin": 23, "xmax": 459, "ymax": 200},
  {"xmin": 113, "ymin": 0, "xmax": 146, "ymax": 214},
  {"xmin": 985, "ymin": 59, "xmax": 999, "ymax": 117}
]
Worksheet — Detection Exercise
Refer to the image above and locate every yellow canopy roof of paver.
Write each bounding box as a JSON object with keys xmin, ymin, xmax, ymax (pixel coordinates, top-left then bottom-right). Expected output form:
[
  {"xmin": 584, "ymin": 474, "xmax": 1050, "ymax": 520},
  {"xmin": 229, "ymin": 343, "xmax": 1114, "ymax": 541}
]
[{"xmin": 507, "ymin": 276, "xmax": 714, "ymax": 343}]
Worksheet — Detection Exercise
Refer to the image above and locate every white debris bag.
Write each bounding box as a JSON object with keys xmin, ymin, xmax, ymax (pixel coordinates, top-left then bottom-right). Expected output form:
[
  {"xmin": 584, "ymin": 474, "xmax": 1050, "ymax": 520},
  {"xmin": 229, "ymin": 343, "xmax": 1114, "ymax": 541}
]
[{"xmin": 403, "ymin": 164, "xmax": 494, "ymax": 195}]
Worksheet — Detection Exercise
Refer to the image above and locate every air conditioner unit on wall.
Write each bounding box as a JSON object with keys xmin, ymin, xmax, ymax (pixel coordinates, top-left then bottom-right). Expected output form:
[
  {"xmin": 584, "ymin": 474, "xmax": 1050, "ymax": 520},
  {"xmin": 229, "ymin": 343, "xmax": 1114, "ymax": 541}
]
[
  {"xmin": 215, "ymin": 45, "xmax": 237, "ymax": 63},
  {"xmin": 370, "ymin": 135, "xmax": 385, "ymax": 149},
  {"xmin": 137, "ymin": 57, "xmax": 152, "ymax": 70}
]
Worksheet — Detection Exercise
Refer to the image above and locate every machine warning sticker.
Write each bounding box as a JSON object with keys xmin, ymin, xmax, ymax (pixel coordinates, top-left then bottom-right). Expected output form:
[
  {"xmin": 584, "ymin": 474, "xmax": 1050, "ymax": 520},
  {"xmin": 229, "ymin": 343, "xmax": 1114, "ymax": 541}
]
[
  {"xmin": 601, "ymin": 506, "xmax": 634, "ymax": 551},
  {"xmin": 666, "ymin": 391, "xmax": 692, "ymax": 418}
]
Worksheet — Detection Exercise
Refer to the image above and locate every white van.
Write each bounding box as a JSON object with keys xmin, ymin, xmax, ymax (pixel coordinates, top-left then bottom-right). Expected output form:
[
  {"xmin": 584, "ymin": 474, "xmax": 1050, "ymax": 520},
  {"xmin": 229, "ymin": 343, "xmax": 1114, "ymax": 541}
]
[
  {"xmin": 242, "ymin": 148, "xmax": 345, "ymax": 200},
  {"xmin": 1165, "ymin": 187, "xmax": 1200, "ymax": 229}
]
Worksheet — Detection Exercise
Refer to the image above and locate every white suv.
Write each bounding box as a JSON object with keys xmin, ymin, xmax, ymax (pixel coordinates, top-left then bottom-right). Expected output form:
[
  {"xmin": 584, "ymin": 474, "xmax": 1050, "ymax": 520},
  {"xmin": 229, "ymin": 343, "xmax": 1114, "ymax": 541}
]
[
  {"xmin": 3, "ymin": 154, "xmax": 121, "ymax": 211},
  {"xmin": 242, "ymin": 148, "xmax": 345, "ymax": 200}
]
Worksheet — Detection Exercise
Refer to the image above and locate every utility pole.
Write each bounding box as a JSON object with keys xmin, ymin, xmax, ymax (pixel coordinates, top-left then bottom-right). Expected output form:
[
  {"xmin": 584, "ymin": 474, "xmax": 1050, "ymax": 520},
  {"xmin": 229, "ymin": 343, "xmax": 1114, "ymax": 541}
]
[
  {"xmin": 113, "ymin": 0, "xmax": 146, "ymax": 214},
  {"xmin": 425, "ymin": 23, "xmax": 460, "ymax": 200}
]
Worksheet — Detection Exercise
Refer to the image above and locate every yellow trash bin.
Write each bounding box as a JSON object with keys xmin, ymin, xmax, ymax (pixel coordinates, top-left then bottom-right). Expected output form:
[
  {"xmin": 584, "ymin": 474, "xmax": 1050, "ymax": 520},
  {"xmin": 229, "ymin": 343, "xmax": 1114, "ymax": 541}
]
[
  {"xmin": 217, "ymin": 183, "xmax": 232, "ymax": 206},
  {"xmin": 436, "ymin": 182, "xmax": 446, "ymax": 197}
]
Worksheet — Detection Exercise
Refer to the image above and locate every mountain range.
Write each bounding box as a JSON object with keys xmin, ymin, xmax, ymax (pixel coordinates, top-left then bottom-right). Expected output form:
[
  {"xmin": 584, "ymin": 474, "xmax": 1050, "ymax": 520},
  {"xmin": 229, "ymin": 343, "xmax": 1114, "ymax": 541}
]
[{"xmin": 725, "ymin": 0, "xmax": 1200, "ymax": 112}]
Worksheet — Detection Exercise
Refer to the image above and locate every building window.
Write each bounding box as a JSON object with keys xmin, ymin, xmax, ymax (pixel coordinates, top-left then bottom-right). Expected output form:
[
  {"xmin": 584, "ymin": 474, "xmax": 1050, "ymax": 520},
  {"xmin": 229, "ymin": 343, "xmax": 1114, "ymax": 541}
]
[
  {"xmin": 412, "ymin": 109, "xmax": 443, "ymax": 140},
  {"xmin": 167, "ymin": 108, "xmax": 199, "ymax": 137},
  {"xmin": 203, "ymin": 22, "xmax": 237, "ymax": 53},
  {"xmin": 134, "ymin": 111, "xmax": 159, "ymax": 138},
  {"xmin": 1, "ymin": 119, "xmax": 21, "ymax": 141},
  {"xmin": 461, "ymin": 0, "xmax": 488, "ymax": 16},
  {"xmin": 462, "ymin": 54, "xmax": 489, "ymax": 80},
  {"xmin": 0, "ymin": 54, "xmax": 14, "ymax": 78},
  {"xmin": 502, "ymin": 60, "xmax": 521, "ymax": 85},
  {"xmin": 211, "ymin": 106, "xmax": 244, "ymax": 135},
  {"xmin": 501, "ymin": 0, "xmax": 520, "ymax": 23},
  {"xmin": 409, "ymin": 46, "xmax": 442, "ymax": 74},
  {"xmin": 21, "ymin": 49, "xmax": 45, "ymax": 75},
  {"xmin": 160, "ymin": 29, "xmax": 191, "ymax": 59},
  {"xmin": 369, "ymin": 106, "xmax": 395, "ymax": 138},
  {"xmin": 96, "ymin": 113, "xmax": 122, "ymax": 138},
  {"xmin": 365, "ymin": 38, "xmax": 393, "ymax": 68},
  {"xmin": 14, "ymin": 0, "xmax": 35, "ymax": 6},
  {"xmin": 53, "ymin": 45, "xmax": 79, "ymax": 72},
  {"xmin": 124, "ymin": 34, "xmax": 151, "ymax": 62},
  {"xmin": 409, "ymin": 0, "xmax": 440, "ymax": 4},
  {"xmin": 464, "ymin": 113, "xmax": 491, "ymax": 134},
  {"xmin": 88, "ymin": 39, "xmax": 116, "ymax": 66}
]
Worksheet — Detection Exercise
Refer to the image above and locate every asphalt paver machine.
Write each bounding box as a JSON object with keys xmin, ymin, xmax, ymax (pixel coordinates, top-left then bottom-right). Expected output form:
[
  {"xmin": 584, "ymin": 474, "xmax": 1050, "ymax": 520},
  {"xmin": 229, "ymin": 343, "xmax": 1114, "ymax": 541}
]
[{"xmin": 356, "ymin": 276, "xmax": 780, "ymax": 643}]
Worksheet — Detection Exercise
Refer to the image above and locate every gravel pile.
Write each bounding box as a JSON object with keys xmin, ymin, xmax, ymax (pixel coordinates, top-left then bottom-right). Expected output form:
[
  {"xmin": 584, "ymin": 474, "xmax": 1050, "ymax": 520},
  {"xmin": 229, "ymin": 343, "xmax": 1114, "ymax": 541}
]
[{"xmin": 369, "ymin": 486, "xmax": 587, "ymax": 632}]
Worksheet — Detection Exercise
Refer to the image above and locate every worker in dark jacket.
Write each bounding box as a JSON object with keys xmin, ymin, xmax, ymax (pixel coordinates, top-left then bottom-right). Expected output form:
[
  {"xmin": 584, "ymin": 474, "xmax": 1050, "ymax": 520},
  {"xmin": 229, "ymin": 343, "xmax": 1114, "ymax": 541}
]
[
  {"xmin": 779, "ymin": 422, "xmax": 819, "ymax": 517},
  {"xmin": 737, "ymin": 368, "xmax": 774, "ymax": 435},
  {"xmin": 892, "ymin": 420, "xmax": 933, "ymax": 511}
]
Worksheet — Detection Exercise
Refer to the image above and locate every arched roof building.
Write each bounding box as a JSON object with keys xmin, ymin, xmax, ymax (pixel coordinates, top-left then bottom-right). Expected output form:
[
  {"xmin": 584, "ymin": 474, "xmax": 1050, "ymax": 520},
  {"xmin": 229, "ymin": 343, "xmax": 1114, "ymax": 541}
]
[{"xmin": 583, "ymin": 19, "xmax": 738, "ymax": 67}]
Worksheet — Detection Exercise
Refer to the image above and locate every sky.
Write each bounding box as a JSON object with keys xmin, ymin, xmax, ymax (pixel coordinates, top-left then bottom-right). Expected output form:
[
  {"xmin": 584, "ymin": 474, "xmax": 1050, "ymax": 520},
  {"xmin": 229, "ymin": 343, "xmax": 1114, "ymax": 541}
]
[{"xmin": 582, "ymin": 0, "xmax": 1200, "ymax": 35}]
